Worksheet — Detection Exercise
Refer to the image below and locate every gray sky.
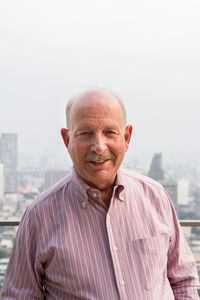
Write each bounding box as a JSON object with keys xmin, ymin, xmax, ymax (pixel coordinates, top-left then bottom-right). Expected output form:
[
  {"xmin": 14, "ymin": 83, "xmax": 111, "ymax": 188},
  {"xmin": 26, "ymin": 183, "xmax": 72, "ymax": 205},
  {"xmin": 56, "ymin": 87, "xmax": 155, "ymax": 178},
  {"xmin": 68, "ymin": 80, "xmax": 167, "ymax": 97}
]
[{"xmin": 0, "ymin": 0, "xmax": 200, "ymax": 164}]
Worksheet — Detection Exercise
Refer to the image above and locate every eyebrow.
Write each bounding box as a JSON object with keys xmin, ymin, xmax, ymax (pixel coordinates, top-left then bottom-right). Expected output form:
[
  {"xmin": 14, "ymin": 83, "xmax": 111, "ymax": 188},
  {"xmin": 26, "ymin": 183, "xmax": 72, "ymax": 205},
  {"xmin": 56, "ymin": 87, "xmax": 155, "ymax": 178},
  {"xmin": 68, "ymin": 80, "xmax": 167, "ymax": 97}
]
[
  {"xmin": 74, "ymin": 124, "xmax": 120, "ymax": 135},
  {"xmin": 75, "ymin": 126, "xmax": 92, "ymax": 132},
  {"xmin": 77, "ymin": 125, "xmax": 119, "ymax": 131},
  {"xmin": 103, "ymin": 126, "xmax": 119, "ymax": 130}
]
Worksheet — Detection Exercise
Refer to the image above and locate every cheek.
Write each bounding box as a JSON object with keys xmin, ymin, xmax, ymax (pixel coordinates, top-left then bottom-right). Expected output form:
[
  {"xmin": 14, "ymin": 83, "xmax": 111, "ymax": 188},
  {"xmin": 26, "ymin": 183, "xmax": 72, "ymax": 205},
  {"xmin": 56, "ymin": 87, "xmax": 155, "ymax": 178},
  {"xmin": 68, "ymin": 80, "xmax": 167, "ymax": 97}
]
[
  {"xmin": 70, "ymin": 143, "xmax": 88, "ymax": 160},
  {"xmin": 112, "ymin": 142, "xmax": 127, "ymax": 155},
  {"xmin": 67, "ymin": 143, "xmax": 78, "ymax": 162}
]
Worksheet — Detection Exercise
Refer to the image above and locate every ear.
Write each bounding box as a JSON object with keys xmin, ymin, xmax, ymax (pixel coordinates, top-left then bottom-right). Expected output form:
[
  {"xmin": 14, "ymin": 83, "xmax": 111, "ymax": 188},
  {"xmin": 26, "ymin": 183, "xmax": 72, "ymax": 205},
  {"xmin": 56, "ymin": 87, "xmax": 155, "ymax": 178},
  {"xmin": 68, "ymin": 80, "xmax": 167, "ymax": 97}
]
[
  {"xmin": 61, "ymin": 128, "xmax": 70, "ymax": 149},
  {"xmin": 124, "ymin": 125, "xmax": 133, "ymax": 151}
]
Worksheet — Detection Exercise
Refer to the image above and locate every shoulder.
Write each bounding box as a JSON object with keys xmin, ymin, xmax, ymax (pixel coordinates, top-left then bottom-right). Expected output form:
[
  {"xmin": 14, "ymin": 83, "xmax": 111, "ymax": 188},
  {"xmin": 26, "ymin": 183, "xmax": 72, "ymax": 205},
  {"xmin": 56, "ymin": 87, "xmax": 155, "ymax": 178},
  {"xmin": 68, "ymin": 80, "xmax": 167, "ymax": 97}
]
[
  {"xmin": 119, "ymin": 168, "xmax": 174, "ymax": 222},
  {"xmin": 119, "ymin": 168, "xmax": 164, "ymax": 190},
  {"xmin": 25, "ymin": 172, "xmax": 73, "ymax": 216},
  {"xmin": 118, "ymin": 168, "xmax": 170, "ymax": 208}
]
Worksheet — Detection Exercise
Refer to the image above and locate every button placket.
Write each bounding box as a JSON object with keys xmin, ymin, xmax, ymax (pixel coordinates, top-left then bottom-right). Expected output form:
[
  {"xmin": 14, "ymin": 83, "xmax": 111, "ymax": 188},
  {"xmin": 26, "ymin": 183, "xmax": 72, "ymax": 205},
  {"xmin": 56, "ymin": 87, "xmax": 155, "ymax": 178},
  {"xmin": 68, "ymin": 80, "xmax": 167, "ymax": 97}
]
[{"xmin": 106, "ymin": 209, "xmax": 127, "ymax": 299}]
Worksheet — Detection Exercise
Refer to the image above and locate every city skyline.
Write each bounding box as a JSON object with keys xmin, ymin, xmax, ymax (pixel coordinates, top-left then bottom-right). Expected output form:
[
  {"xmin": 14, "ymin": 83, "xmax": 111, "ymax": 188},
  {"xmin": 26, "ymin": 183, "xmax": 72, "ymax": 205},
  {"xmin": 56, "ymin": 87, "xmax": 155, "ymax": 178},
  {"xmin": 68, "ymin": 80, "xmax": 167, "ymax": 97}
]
[{"xmin": 0, "ymin": 0, "xmax": 200, "ymax": 163}]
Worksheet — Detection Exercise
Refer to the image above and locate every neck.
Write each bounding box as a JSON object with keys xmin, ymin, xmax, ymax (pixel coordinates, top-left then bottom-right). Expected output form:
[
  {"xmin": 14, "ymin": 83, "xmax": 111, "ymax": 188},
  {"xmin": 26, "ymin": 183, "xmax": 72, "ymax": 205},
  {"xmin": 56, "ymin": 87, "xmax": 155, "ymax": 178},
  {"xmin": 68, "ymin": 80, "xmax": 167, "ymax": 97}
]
[{"xmin": 99, "ymin": 185, "xmax": 114, "ymax": 208}]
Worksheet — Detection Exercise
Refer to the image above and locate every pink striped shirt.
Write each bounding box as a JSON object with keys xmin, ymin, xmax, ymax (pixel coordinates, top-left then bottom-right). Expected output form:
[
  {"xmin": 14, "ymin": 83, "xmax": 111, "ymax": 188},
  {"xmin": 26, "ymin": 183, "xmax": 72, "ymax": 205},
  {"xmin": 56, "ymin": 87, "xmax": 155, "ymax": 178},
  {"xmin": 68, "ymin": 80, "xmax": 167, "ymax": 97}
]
[{"xmin": 1, "ymin": 168, "xmax": 200, "ymax": 299}]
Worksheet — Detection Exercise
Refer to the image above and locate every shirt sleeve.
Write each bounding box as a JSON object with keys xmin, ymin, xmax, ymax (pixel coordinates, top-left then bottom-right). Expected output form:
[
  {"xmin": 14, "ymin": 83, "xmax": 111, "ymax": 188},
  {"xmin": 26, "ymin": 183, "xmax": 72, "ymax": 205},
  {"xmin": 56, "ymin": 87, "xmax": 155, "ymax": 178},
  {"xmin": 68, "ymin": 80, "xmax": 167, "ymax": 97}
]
[
  {"xmin": 164, "ymin": 190, "xmax": 200, "ymax": 299},
  {"xmin": 1, "ymin": 208, "xmax": 45, "ymax": 299}
]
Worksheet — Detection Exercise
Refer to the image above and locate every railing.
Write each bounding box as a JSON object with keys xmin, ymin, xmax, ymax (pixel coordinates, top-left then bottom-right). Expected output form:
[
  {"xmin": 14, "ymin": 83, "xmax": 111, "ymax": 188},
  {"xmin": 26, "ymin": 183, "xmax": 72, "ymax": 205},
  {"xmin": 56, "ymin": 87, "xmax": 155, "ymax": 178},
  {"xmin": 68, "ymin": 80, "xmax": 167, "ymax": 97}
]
[
  {"xmin": 0, "ymin": 221, "xmax": 20, "ymax": 226},
  {"xmin": 0, "ymin": 220, "xmax": 200, "ymax": 281},
  {"xmin": 179, "ymin": 220, "xmax": 200, "ymax": 227},
  {"xmin": 1, "ymin": 220, "xmax": 200, "ymax": 227}
]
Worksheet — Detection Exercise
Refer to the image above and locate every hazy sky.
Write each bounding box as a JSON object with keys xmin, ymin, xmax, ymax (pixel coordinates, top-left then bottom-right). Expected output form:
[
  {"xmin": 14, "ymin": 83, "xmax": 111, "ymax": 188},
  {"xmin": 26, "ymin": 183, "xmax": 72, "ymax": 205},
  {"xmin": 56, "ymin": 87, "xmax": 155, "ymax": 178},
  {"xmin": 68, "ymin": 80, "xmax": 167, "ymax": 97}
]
[{"xmin": 0, "ymin": 0, "xmax": 200, "ymax": 164}]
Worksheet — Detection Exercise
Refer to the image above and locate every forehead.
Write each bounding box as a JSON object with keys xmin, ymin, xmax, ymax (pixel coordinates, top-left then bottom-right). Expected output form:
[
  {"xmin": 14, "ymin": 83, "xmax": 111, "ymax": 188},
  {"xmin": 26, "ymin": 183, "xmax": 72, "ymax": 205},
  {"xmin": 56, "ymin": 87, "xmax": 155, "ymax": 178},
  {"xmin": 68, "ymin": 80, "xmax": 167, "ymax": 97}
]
[{"xmin": 70, "ymin": 91, "xmax": 124, "ymax": 128}]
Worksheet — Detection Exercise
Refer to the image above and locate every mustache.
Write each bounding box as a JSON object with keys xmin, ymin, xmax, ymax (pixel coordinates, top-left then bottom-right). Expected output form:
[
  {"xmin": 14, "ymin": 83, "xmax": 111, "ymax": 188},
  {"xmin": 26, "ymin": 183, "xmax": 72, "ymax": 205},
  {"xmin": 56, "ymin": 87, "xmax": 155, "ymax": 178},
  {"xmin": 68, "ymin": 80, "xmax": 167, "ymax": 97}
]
[{"xmin": 85, "ymin": 152, "xmax": 115, "ymax": 162}]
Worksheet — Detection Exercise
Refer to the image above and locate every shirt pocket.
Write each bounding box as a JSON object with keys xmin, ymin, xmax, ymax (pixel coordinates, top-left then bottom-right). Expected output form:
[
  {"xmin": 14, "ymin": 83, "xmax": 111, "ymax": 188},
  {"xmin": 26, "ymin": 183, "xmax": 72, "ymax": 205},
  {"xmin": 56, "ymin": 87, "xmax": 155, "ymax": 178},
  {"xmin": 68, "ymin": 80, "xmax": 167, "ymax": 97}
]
[{"xmin": 133, "ymin": 234, "xmax": 168, "ymax": 291}]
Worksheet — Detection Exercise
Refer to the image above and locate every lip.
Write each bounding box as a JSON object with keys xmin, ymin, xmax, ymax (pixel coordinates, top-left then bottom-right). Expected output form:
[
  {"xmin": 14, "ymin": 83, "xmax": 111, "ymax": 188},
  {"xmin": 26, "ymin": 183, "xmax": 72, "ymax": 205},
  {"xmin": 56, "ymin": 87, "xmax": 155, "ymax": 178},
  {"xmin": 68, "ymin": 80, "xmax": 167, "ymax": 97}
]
[{"xmin": 88, "ymin": 159, "xmax": 110, "ymax": 168}]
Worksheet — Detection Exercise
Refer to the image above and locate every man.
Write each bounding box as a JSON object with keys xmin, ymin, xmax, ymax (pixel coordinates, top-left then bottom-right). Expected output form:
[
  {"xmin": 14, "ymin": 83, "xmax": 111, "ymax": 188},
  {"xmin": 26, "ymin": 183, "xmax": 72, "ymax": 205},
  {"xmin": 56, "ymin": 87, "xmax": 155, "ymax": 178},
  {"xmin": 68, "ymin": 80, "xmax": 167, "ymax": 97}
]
[{"xmin": 1, "ymin": 87, "xmax": 200, "ymax": 299}]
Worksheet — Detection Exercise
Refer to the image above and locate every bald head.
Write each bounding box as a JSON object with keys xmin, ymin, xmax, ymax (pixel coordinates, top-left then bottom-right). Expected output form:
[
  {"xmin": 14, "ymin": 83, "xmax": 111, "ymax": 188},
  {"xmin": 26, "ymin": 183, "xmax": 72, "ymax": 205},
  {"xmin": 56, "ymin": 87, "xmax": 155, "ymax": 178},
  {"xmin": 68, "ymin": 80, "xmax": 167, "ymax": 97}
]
[{"xmin": 65, "ymin": 88, "xmax": 127, "ymax": 129}]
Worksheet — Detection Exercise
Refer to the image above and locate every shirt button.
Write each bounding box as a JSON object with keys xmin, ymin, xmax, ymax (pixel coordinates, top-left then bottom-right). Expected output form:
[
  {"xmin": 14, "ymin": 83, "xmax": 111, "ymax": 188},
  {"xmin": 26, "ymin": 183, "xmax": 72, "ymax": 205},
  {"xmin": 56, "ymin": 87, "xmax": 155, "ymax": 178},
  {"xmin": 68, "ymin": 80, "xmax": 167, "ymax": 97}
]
[
  {"xmin": 120, "ymin": 280, "xmax": 125, "ymax": 286},
  {"xmin": 92, "ymin": 192, "xmax": 97, "ymax": 198},
  {"xmin": 113, "ymin": 246, "xmax": 118, "ymax": 252},
  {"xmin": 82, "ymin": 202, "xmax": 87, "ymax": 208}
]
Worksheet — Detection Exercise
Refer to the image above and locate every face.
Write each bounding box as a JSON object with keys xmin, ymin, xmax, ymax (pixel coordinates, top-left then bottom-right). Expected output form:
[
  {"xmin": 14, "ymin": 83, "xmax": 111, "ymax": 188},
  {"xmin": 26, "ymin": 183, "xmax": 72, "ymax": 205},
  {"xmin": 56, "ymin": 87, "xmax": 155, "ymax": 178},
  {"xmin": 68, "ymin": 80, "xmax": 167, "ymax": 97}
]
[{"xmin": 61, "ymin": 91, "xmax": 132, "ymax": 190}]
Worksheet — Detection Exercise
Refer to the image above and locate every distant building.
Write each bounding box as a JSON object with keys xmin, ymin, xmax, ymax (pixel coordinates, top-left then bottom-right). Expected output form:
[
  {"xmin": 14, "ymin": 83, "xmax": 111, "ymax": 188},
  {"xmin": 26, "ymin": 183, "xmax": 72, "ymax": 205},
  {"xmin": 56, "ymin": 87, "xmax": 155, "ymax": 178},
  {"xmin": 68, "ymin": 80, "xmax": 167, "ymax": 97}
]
[
  {"xmin": 0, "ymin": 163, "xmax": 4, "ymax": 198},
  {"xmin": 0, "ymin": 133, "xmax": 18, "ymax": 193},
  {"xmin": 162, "ymin": 181, "xmax": 178, "ymax": 212},
  {"xmin": 148, "ymin": 153, "xmax": 178, "ymax": 211},
  {"xmin": 148, "ymin": 153, "xmax": 164, "ymax": 181},
  {"xmin": 44, "ymin": 169, "xmax": 69, "ymax": 189},
  {"xmin": 178, "ymin": 178, "xmax": 190, "ymax": 205}
]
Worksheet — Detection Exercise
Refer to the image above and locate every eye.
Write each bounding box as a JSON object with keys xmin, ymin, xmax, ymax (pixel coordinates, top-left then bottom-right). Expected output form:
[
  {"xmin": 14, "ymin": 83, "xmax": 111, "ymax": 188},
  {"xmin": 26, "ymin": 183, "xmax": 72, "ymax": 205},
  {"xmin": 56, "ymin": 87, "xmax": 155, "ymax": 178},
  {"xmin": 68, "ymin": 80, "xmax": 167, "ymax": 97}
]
[
  {"xmin": 79, "ymin": 131, "xmax": 91, "ymax": 136},
  {"xmin": 104, "ymin": 130, "xmax": 117, "ymax": 135}
]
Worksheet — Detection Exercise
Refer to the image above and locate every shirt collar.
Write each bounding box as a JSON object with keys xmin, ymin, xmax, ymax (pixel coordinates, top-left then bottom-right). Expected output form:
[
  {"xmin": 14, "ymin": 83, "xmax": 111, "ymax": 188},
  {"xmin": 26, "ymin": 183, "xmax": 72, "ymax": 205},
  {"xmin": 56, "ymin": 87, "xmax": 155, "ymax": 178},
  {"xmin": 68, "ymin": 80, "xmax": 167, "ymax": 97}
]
[
  {"xmin": 115, "ymin": 169, "xmax": 125, "ymax": 201},
  {"xmin": 71, "ymin": 167, "xmax": 91, "ymax": 196},
  {"xmin": 71, "ymin": 167, "xmax": 125, "ymax": 204}
]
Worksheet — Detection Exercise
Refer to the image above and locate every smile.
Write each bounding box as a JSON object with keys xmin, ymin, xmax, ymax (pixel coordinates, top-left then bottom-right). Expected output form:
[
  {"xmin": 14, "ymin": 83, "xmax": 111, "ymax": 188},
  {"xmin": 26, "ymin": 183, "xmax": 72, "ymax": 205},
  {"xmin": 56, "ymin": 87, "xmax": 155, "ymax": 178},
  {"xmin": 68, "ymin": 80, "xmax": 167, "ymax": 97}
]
[{"xmin": 89, "ymin": 159, "xmax": 109, "ymax": 166}]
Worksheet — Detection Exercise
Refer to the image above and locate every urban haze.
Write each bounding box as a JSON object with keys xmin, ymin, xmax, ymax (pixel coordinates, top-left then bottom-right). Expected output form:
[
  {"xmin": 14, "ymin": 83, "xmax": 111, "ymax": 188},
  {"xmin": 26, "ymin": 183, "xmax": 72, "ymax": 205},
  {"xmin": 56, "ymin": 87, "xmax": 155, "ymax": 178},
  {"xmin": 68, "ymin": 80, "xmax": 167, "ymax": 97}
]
[{"xmin": 0, "ymin": 0, "xmax": 200, "ymax": 164}]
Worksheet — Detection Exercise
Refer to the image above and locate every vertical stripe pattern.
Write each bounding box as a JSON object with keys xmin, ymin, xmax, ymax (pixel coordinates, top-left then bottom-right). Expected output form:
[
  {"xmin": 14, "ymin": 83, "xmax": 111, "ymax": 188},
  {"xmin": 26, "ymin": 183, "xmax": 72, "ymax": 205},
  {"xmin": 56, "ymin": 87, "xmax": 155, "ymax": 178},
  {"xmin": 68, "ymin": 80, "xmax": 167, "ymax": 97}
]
[{"xmin": 1, "ymin": 167, "xmax": 200, "ymax": 299}]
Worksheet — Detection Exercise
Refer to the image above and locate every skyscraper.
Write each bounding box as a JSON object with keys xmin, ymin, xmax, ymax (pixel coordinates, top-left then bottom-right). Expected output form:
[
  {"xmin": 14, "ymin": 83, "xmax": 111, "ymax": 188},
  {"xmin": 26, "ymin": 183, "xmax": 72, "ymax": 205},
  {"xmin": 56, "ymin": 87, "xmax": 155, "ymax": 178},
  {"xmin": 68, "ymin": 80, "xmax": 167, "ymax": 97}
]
[
  {"xmin": 148, "ymin": 153, "xmax": 164, "ymax": 181},
  {"xmin": 44, "ymin": 169, "xmax": 69, "ymax": 190},
  {"xmin": 0, "ymin": 133, "xmax": 18, "ymax": 193},
  {"xmin": 148, "ymin": 153, "xmax": 178, "ymax": 212}
]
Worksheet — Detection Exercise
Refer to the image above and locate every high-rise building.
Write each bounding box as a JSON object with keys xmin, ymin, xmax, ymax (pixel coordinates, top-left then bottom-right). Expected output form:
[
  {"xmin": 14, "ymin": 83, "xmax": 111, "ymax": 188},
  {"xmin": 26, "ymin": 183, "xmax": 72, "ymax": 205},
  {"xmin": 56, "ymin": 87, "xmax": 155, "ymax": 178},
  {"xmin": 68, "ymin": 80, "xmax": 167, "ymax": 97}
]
[
  {"xmin": 44, "ymin": 169, "xmax": 69, "ymax": 190},
  {"xmin": 148, "ymin": 153, "xmax": 178, "ymax": 212},
  {"xmin": 0, "ymin": 163, "xmax": 4, "ymax": 198},
  {"xmin": 0, "ymin": 133, "xmax": 18, "ymax": 193},
  {"xmin": 148, "ymin": 153, "xmax": 164, "ymax": 181}
]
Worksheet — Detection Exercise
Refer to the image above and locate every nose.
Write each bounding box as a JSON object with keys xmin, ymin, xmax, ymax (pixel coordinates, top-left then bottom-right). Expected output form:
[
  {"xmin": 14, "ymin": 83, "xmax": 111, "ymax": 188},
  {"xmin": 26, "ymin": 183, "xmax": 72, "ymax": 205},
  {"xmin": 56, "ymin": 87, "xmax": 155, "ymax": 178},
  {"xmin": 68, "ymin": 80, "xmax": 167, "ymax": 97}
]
[{"xmin": 90, "ymin": 133, "xmax": 107, "ymax": 154}]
